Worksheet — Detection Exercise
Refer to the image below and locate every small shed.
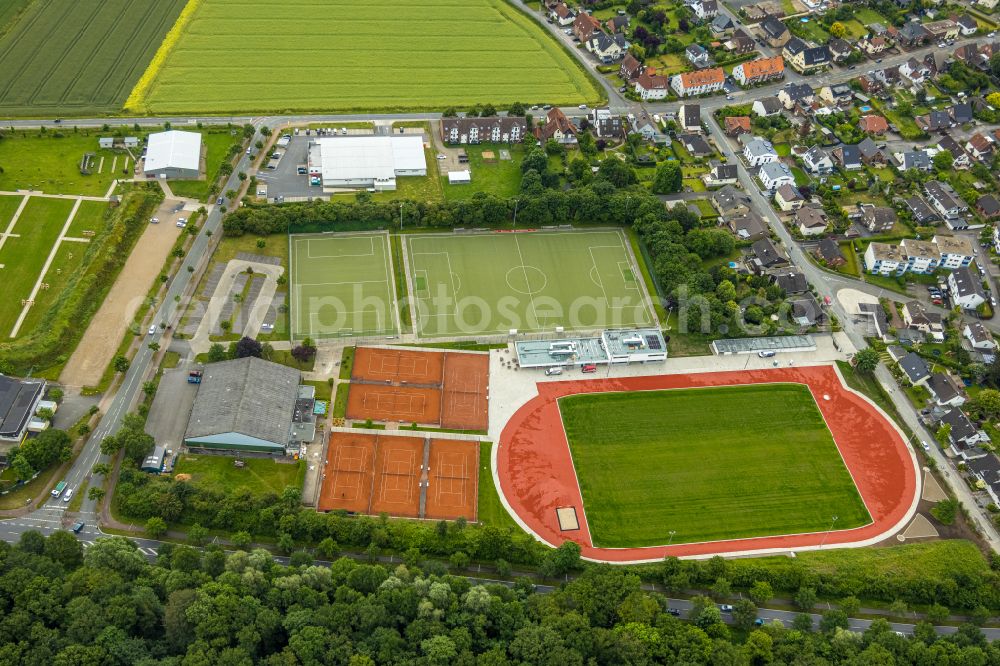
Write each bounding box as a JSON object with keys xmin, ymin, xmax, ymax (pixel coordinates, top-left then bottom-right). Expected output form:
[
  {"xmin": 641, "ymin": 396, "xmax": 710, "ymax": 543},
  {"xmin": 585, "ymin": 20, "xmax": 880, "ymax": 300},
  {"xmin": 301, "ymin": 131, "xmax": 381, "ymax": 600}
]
[
  {"xmin": 98, "ymin": 137, "xmax": 113, "ymax": 149},
  {"xmin": 141, "ymin": 445, "xmax": 165, "ymax": 473},
  {"xmin": 448, "ymin": 170, "xmax": 471, "ymax": 185},
  {"xmin": 458, "ymin": 150, "xmax": 469, "ymax": 163},
  {"xmin": 124, "ymin": 136, "xmax": 139, "ymax": 148}
]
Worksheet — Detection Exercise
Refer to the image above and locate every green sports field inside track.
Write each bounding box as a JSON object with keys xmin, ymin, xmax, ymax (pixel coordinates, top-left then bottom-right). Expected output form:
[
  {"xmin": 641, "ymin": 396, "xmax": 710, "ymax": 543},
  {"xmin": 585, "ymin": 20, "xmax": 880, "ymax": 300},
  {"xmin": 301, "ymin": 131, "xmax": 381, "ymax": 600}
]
[
  {"xmin": 290, "ymin": 232, "xmax": 398, "ymax": 339},
  {"xmin": 558, "ymin": 385, "xmax": 871, "ymax": 547},
  {"xmin": 406, "ymin": 230, "xmax": 655, "ymax": 337}
]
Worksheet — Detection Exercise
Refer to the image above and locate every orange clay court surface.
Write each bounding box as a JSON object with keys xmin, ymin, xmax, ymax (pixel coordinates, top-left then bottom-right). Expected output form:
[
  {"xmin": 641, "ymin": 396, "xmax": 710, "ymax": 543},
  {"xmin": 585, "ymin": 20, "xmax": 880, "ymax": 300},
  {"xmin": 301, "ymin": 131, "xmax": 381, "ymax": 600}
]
[
  {"xmin": 319, "ymin": 432, "xmax": 478, "ymax": 521},
  {"xmin": 347, "ymin": 347, "xmax": 488, "ymax": 430}
]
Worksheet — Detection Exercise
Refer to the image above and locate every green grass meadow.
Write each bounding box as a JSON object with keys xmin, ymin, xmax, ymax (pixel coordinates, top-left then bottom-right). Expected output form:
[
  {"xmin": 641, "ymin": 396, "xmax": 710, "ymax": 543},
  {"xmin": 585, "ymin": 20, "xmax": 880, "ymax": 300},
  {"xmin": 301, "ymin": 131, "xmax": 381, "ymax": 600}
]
[
  {"xmin": 0, "ymin": 196, "xmax": 75, "ymax": 336},
  {"xmin": 0, "ymin": 0, "xmax": 187, "ymax": 116},
  {"xmin": 139, "ymin": 0, "xmax": 602, "ymax": 114},
  {"xmin": 173, "ymin": 455, "xmax": 304, "ymax": 497},
  {"xmin": 65, "ymin": 200, "xmax": 110, "ymax": 237},
  {"xmin": 290, "ymin": 232, "xmax": 397, "ymax": 339},
  {"xmin": 167, "ymin": 131, "xmax": 240, "ymax": 201},
  {"xmin": 406, "ymin": 230, "xmax": 654, "ymax": 337},
  {"xmin": 559, "ymin": 385, "xmax": 871, "ymax": 547},
  {"xmin": 0, "ymin": 134, "xmax": 127, "ymax": 196}
]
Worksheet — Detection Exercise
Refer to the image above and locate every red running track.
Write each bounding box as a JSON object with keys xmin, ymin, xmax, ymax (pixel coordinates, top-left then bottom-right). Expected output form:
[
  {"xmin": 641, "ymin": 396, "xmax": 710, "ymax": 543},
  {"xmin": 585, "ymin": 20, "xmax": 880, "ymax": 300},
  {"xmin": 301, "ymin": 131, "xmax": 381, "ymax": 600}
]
[{"xmin": 496, "ymin": 365, "xmax": 919, "ymax": 562}]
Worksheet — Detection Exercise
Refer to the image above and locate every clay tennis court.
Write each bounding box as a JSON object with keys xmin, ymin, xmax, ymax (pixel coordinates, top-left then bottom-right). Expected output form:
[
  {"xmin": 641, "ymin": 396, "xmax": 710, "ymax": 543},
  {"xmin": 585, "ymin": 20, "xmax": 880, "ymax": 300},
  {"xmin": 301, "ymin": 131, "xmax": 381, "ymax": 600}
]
[
  {"xmin": 352, "ymin": 347, "xmax": 444, "ymax": 386},
  {"xmin": 370, "ymin": 435, "xmax": 424, "ymax": 517},
  {"xmin": 319, "ymin": 432, "xmax": 479, "ymax": 521},
  {"xmin": 346, "ymin": 384, "xmax": 442, "ymax": 424},
  {"xmin": 317, "ymin": 431, "xmax": 377, "ymax": 513},
  {"xmin": 426, "ymin": 439, "xmax": 479, "ymax": 521},
  {"xmin": 441, "ymin": 353, "xmax": 489, "ymax": 431},
  {"xmin": 497, "ymin": 364, "xmax": 920, "ymax": 563},
  {"xmin": 346, "ymin": 347, "xmax": 489, "ymax": 430}
]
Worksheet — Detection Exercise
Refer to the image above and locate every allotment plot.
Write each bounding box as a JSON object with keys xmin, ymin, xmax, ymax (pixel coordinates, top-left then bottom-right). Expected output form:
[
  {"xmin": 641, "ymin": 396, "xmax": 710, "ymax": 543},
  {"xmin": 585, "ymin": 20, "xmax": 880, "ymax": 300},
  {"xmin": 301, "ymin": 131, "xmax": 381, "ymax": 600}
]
[
  {"xmin": 290, "ymin": 233, "xmax": 397, "ymax": 339},
  {"xmin": 406, "ymin": 230, "xmax": 655, "ymax": 337}
]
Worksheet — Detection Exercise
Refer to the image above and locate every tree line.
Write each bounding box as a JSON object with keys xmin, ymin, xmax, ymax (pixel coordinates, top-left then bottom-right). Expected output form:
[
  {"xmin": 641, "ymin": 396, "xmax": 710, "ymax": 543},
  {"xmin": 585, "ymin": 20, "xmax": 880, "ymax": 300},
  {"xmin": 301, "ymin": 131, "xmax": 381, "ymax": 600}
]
[{"xmin": 1, "ymin": 532, "xmax": 999, "ymax": 664}]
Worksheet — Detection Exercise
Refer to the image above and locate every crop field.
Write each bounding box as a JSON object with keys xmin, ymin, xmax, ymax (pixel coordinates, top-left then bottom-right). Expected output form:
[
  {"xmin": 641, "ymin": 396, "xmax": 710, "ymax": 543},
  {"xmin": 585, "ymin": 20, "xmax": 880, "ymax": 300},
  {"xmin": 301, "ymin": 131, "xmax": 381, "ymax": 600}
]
[
  {"xmin": 0, "ymin": 196, "xmax": 76, "ymax": 337},
  {"xmin": 135, "ymin": 0, "xmax": 602, "ymax": 114},
  {"xmin": 0, "ymin": 0, "xmax": 187, "ymax": 117},
  {"xmin": 558, "ymin": 385, "xmax": 871, "ymax": 547},
  {"xmin": 406, "ymin": 230, "xmax": 655, "ymax": 337},
  {"xmin": 290, "ymin": 232, "xmax": 398, "ymax": 339}
]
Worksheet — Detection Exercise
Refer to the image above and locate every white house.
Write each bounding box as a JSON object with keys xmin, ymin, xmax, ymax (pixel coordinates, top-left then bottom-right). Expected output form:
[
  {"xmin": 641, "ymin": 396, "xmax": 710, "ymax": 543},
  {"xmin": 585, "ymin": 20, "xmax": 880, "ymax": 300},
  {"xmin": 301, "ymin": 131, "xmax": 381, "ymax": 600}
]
[
  {"xmin": 949, "ymin": 266, "xmax": 987, "ymax": 309},
  {"xmin": 965, "ymin": 322, "xmax": 997, "ymax": 350},
  {"xmin": 801, "ymin": 146, "xmax": 833, "ymax": 174},
  {"xmin": 743, "ymin": 136, "xmax": 778, "ymax": 166},
  {"xmin": 933, "ymin": 234, "xmax": 976, "ymax": 269},
  {"xmin": 671, "ymin": 68, "xmax": 725, "ymax": 97},
  {"xmin": 634, "ymin": 72, "xmax": 670, "ymax": 100},
  {"xmin": 759, "ymin": 161, "xmax": 794, "ymax": 192},
  {"xmin": 899, "ymin": 238, "xmax": 940, "ymax": 274},
  {"xmin": 864, "ymin": 242, "xmax": 904, "ymax": 276}
]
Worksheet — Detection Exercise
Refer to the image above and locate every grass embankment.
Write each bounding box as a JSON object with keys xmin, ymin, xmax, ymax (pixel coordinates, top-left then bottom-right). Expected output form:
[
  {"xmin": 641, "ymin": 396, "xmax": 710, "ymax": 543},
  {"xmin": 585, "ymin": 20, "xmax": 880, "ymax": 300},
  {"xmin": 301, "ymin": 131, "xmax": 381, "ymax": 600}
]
[{"xmin": 559, "ymin": 385, "xmax": 871, "ymax": 547}]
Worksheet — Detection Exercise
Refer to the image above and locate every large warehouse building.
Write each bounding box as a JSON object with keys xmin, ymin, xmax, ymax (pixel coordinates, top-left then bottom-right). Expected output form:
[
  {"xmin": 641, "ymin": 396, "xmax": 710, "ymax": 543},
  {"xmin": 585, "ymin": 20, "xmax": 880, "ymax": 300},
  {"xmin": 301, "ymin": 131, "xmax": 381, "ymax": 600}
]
[
  {"xmin": 184, "ymin": 357, "xmax": 315, "ymax": 454},
  {"xmin": 143, "ymin": 130, "xmax": 202, "ymax": 179},
  {"xmin": 307, "ymin": 135, "xmax": 426, "ymax": 191}
]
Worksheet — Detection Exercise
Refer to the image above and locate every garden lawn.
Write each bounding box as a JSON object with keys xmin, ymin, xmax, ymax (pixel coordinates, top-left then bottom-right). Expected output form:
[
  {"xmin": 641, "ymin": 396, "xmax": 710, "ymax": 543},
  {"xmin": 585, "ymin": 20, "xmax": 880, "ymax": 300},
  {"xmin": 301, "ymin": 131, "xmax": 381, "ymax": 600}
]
[
  {"xmin": 0, "ymin": 134, "xmax": 124, "ymax": 196},
  {"xmin": 559, "ymin": 385, "xmax": 870, "ymax": 547},
  {"xmin": 173, "ymin": 455, "xmax": 303, "ymax": 497},
  {"xmin": 0, "ymin": 0, "xmax": 186, "ymax": 116},
  {"xmin": 443, "ymin": 145, "xmax": 525, "ymax": 201},
  {"xmin": 137, "ymin": 0, "xmax": 602, "ymax": 114},
  {"xmin": 65, "ymin": 200, "xmax": 110, "ymax": 237},
  {"xmin": 167, "ymin": 131, "xmax": 240, "ymax": 201},
  {"xmin": 0, "ymin": 196, "xmax": 75, "ymax": 335}
]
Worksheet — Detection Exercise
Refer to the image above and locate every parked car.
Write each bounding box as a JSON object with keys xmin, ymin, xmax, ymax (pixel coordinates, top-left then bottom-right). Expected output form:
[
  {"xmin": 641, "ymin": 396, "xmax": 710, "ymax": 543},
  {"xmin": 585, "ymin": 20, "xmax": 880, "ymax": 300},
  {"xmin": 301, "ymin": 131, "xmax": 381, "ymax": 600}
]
[
  {"xmin": 148, "ymin": 324, "xmax": 157, "ymax": 336},
  {"xmin": 72, "ymin": 522, "xmax": 85, "ymax": 533},
  {"xmin": 667, "ymin": 608, "xmax": 681, "ymax": 616},
  {"xmin": 921, "ymin": 441, "xmax": 930, "ymax": 451},
  {"xmin": 62, "ymin": 488, "xmax": 73, "ymax": 503},
  {"xmin": 720, "ymin": 605, "xmax": 734, "ymax": 612},
  {"xmin": 758, "ymin": 350, "xmax": 776, "ymax": 358},
  {"xmin": 581, "ymin": 364, "xmax": 597, "ymax": 373},
  {"xmin": 545, "ymin": 367, "xmax": 563, "ymax": 376}
]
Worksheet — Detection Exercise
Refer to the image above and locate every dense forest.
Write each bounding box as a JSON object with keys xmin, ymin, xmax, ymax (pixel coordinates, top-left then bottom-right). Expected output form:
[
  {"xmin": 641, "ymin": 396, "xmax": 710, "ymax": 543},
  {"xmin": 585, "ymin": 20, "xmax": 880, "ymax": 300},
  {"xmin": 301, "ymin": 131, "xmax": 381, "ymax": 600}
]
[{"xmin": 1, "ymin": 532, "xmax": 999, "ymax": 665}]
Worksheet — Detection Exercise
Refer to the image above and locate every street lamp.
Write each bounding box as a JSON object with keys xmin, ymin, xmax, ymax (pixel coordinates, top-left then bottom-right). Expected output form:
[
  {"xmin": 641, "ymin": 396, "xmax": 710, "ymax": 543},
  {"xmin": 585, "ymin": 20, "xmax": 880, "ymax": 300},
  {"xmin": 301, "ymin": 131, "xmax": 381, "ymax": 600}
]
[
  {"xmin": 513, "ymin": 198, "xmax": 519, "ymax": 229},
  {"xmin": 399, "ymin": 202, "xmax": 404, "ymax": 230},
  {"xmin": 819, "ymin": 515, "xmax": 838, "ymax": 548},
  {"xmin": 668, "ymin": 530, "xmax": 676, "ymax": 545}
]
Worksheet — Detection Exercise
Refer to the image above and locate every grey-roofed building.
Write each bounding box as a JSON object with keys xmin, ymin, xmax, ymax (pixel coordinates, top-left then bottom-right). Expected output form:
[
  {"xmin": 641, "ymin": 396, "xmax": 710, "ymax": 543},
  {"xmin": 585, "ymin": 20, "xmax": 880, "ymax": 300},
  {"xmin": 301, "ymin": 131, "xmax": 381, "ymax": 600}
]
[
  {"xmin": 0, "ymin": 375, "xmax": 45, "ymax": 443},
  {"xmin": 729, "ymin": 211, "xmax": 767, "ymax": 240},
  {"xmin": 712, "ymin": 184, "xmax": 751, "ymax": 216},
  {"xmin": 948, "ymin": 266, "xmax": 987, "ymax": 310},
  {"xmin": 710, "ymin": 13, "xmax": 734, "ymax": 35},
  {"xmin": 680, "ymin": 133, "xmax": 712, "ymax": 157},
  {"xmin": 940, "ymin": 409, "xmax": 989, "ymax": 459},
  {"xmin": 711, "ymin": 335, "xmax": 816, "ymax": 355},
  {"xmin": 858, "ymin": 302, "xmax": 889, "ymax": 341},
  {"xmin": 185, "ymin": 357, "xmax": 304, "ymax": 454},
  {"xmin": 969, "ymin": 454, "xmax": 1000, "ymax": 505},
  {"xmin": 141, "ymin": 445, "xmax": 166, "ymax": 473},
  {"xmin": 904, "ymin": 195, "xmax": 938, "ymax": 223},
  {"xmin": 752, "ymin": 97, "xmax": 783, "ymax": 117},
  {"xmin": 927, "ymin": 372, "xmax": 966, "ymax": 408},
  {"xmin": 773, "ymin": 270, "xmax": 808, "ymax": 294},
  {"xmin": 790, "ymin": 293, "xmax": 825, "ymax": 327},
  {"xmin": 760, "ymin": 16, "xmax": 790, "ymax": 47},
  {"xmin": 950, "ymin": 103, "xmax": 974, "ymax": 125},
  {"xmin": 440, "ymin": 116, "xmax": 527, "ymax": 144},
  {"xmin": 898, "ymin": 352, "xmax": 931, "ymax": 386},
  {"xmin": 895, "ymin": 150, "xmax": 933, "ymax": 172},
  {"xmin": 751, "ymin": 238, "xmax": 789, "ymax": 271}
]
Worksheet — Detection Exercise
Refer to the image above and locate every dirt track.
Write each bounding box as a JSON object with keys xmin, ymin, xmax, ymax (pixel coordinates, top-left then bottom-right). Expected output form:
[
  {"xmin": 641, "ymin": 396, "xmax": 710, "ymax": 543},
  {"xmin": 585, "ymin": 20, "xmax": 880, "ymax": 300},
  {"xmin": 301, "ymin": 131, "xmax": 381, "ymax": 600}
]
[{"xmin": 60, "ymin": 199, "xmax": 184, "ymax": 387}]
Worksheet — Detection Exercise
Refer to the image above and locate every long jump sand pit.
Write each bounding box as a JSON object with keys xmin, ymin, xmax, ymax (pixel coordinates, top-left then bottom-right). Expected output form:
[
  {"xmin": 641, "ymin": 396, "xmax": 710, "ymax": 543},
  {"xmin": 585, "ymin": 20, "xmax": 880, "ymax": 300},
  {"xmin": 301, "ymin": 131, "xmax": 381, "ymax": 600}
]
[
  {"xmin": 352, "ymin": 347, "xmax": 444, "ymax": 386},
  {"xmin": 60, "ymin": 198, "xmax": 184, "ymax": 387},
  {"xmin": 441, "ymin": 352, "xmax": 489, "ymax": 431},
  {"xmin": 346, "ymin": 384, "xmax": 442, "ymax": 425},
  {"xmin": 427, "ymin": 438, "xmax": 479, "ymax": 521}
]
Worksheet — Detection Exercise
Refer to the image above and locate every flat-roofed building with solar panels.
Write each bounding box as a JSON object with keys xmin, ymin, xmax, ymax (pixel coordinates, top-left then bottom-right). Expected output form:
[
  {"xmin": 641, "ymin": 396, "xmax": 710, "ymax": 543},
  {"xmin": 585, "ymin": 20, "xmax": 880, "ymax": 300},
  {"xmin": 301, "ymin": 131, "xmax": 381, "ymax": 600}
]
[
  {"xmin": 184, "ymin": 357, "xmax": 314, "ymax": 454},
  {"xmin": 515, "ymin": 328, "xmax": 666, "ymax": 368},
  {"xmin": 0, "ymin": 375, "xmax": 44, "ymax": 447},
  {"xmin": 711, "ymin": 335, "xmax": 816, "ymax": 355},
  {"xmin": 307, "ymin": 135, "xmax": 427, "ymax": 191}
]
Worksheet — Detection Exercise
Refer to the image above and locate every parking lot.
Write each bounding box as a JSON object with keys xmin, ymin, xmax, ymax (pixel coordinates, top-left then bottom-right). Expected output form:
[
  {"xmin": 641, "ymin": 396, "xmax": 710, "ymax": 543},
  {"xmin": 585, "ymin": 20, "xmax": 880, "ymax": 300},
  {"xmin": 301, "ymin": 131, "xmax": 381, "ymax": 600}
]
[
  {"xmin": 145, "ymin": 365, "xmax": 199, "ymax": 453},
  {"xmin": 253, "ymin": 135, "xmax": 316, "ymax": 201}
]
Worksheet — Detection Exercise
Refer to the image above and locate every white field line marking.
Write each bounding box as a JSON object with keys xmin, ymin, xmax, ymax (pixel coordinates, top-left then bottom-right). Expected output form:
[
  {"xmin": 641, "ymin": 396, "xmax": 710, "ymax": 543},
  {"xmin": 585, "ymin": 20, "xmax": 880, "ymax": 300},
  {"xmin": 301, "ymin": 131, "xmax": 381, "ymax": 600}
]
[
  {"xmin": 10, "ymin": 198, "xmax": 83, "ymax": 338},
  {"xmin": 0, "ymin": 194, "xmax": 29, "ymax": 254}
]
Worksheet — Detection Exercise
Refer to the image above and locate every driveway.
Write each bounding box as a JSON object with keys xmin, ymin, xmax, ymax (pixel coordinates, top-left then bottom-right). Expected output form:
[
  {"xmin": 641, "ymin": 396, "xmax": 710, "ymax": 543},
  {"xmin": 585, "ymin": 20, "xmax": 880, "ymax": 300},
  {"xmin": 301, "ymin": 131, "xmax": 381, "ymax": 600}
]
[{"xmin": 145, "ymin": 366, "xmax": 198, "ymax": 452}]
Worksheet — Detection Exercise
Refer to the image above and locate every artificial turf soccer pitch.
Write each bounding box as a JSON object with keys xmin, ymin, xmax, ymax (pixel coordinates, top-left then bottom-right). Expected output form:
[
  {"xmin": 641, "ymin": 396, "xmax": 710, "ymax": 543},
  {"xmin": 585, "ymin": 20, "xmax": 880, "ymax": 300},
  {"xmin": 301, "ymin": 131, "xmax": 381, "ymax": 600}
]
[
  {"xmin": 406, "ymin": 230, "xmax": 655, "ymax": 337},
  {"xmin": 290, "ymin": 233, "xmax": 398, "ymax": 339},
  {"xmin": 136, "ymin": 0, "xmax": 602, "ymax": 114},
  {"xmin": 558, "ymin": 385, "xmax": 872, "ymax": 548}
]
